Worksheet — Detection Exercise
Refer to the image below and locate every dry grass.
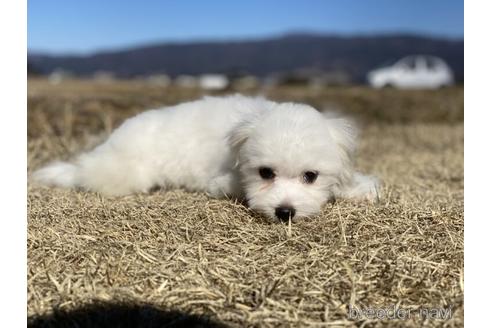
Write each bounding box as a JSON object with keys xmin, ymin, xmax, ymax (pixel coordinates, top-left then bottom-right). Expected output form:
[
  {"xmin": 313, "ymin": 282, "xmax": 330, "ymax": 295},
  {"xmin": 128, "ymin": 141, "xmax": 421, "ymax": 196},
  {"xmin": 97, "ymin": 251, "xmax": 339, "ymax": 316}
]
[{"xmin": 27, "ymin": 79, "xmax": 463, "ymax": 327}]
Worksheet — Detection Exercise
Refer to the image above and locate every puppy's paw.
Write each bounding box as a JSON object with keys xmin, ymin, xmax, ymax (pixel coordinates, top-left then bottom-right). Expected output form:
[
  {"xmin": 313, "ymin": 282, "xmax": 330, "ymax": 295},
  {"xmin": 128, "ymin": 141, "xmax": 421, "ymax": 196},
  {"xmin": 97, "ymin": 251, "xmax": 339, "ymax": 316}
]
[
  {"xmin": 360, "ymin": 181, "xmax": 380, "ymax": 203},
  {"xmin": 339, "ymin": 172, "xmax": 380, "ymax": 203},
  {"xmin": 207, "ymin": 172, "xmax": 242, "ymax": 199}
]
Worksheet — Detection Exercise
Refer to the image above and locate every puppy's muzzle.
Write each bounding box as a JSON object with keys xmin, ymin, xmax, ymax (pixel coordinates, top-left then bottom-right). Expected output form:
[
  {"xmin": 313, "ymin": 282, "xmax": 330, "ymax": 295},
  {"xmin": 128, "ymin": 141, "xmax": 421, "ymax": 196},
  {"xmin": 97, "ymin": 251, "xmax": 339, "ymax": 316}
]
[{"xmin": 275, "ymin": 206, "xmax": 296, "ymax": 222}]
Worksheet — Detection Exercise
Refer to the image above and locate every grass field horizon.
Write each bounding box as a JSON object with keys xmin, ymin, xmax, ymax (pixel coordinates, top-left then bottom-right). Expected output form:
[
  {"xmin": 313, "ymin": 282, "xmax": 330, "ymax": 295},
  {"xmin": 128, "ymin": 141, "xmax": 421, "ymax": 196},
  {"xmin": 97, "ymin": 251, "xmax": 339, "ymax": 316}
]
[{"xmin": 27, "ymin": 79, "xmax": 464, "ymax": 327}]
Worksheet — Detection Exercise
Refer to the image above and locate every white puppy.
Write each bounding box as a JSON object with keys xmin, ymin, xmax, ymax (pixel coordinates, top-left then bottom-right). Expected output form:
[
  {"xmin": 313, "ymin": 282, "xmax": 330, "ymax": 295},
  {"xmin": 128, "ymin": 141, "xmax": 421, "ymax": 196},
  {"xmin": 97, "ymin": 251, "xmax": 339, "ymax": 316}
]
[{"xmin": 33, "ymin": 95, "xmax": 378, "ymax": 221}]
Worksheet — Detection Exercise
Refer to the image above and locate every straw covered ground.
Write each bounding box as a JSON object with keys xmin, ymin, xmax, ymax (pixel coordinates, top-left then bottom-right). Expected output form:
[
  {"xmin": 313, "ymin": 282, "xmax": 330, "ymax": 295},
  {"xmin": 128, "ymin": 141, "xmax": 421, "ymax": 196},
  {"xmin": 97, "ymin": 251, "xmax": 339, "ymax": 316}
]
[{"xmin": 27, "ymin": 79, "xmax": 464, "ymax": 327}]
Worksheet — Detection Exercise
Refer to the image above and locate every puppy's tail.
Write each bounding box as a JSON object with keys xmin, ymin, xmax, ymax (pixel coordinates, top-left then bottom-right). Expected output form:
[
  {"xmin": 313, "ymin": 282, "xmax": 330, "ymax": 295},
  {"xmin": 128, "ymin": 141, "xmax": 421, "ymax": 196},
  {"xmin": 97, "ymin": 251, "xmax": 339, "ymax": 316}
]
[{"xmin": 31, "ymin": 161, "xmax": 79, "ymax": 189}]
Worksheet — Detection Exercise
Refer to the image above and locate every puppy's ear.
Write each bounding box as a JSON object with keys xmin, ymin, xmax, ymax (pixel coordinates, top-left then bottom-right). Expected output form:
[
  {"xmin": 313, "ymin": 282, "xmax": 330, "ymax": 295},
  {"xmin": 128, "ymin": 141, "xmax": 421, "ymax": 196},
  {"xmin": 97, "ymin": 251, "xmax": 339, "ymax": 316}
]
[
  {"xmin": 227, "ymin": 112, "xmax": 261, "ymax": 149},
  {"xmin": 227, "ymin": 112, "xmax": 263, "ymax": 169},
  {"xmin": 228, "ymin": 121, "xmax": 253, "ymax": 149},
  {"xmin": 324, "ymin": 115, "xmax": 358, "ymax": 158}
]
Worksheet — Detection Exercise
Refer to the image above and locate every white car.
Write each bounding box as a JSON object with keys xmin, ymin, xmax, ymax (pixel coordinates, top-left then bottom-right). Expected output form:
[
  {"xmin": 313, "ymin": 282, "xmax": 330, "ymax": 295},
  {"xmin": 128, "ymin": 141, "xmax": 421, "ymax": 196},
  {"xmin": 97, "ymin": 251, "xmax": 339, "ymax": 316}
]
[{"xmin": 367, "ymin": 55, "xmax": 454, "ymax": 89}]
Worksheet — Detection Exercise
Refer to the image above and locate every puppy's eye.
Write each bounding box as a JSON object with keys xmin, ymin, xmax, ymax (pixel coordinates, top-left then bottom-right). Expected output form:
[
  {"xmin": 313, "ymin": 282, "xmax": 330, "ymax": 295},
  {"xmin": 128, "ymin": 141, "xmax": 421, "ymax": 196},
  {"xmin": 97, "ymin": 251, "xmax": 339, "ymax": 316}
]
[
  {"xmin": 259, "ymin": 167, "xmax": 275, "ymax": 180},
  {"xmin": 303, "ymin": 171, "xmax": 318, "ymax": 184}
]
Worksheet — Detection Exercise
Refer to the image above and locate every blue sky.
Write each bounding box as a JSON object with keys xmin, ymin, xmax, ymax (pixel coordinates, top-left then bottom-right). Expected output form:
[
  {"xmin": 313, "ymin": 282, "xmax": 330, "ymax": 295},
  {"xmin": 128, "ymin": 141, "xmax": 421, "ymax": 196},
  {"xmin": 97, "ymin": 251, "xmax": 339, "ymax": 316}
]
[{"xmin": 28, "ymin": 0, "xmax": 464, "ymax": 54}]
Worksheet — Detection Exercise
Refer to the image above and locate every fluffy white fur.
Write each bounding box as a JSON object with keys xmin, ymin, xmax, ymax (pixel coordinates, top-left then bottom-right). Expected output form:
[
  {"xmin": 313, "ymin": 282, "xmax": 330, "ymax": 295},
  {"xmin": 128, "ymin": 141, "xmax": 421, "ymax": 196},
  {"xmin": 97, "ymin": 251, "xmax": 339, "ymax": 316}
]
[{"xmin": 33, "ymin": 95, "xmax": 379, "ymax": 221}]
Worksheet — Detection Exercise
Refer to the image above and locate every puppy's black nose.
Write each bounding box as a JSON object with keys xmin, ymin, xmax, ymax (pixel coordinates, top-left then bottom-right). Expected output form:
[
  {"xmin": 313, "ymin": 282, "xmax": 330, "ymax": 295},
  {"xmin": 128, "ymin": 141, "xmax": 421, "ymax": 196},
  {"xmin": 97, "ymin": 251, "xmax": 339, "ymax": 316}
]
[{"xmin": 275, "ymin": 207, "xmax": 296, "ymax": 222}]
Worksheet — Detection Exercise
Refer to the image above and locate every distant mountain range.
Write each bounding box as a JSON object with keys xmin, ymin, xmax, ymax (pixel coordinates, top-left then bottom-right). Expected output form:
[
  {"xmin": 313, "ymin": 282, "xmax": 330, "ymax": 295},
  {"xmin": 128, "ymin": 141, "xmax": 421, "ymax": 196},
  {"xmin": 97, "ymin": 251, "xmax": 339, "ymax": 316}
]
[{"xmin": 28, "ymin": 33, "xmax": 464, "ymax": 83}]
